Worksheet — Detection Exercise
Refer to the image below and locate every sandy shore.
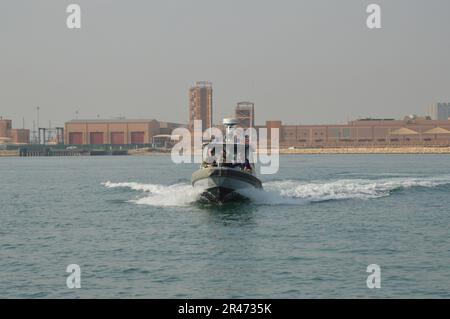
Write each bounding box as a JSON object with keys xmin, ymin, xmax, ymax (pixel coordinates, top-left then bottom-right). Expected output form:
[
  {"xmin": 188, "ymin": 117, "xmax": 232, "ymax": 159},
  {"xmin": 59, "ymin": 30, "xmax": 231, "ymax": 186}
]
[
  {"xmin": 128, "ymin": 148, "xmax": 171, "ymax": 156},
  {"xmin": 0, "ymin": 150, "xmax": 19, "ymax": 157}
]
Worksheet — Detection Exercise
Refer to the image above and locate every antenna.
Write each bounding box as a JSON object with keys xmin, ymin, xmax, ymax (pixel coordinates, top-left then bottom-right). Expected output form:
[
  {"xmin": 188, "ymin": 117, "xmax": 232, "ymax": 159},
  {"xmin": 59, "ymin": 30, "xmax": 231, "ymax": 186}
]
[
  {"xmin": 36, "ymin": 106, "xmax": 40, "ymax": 130},
  {"xmin": 32, "ymin": 120, "xmax": 36, "ymax": 143}
]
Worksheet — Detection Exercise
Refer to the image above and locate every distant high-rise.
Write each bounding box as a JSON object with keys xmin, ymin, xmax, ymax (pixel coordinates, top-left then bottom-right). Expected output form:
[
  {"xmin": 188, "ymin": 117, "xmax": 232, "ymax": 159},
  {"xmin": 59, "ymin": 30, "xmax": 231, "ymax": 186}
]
[
  {"xmin": 428, "ymin": 102, "xmax": 450, "ymax": 120},
  {"xmin": 189, "ymin": 81, "xmax": 213, "ymax": 131},
  {"xmin": 235, "ymin": 102, "xmax": 255, "ymax": 129}
]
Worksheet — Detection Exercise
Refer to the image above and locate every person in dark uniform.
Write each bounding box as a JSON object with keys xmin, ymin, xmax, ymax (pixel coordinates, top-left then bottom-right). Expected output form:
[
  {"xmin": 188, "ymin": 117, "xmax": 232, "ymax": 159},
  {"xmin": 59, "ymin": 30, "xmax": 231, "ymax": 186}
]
[{"xmin": 244, "ymin": 158, "xmax": 252, "ymax": 171}]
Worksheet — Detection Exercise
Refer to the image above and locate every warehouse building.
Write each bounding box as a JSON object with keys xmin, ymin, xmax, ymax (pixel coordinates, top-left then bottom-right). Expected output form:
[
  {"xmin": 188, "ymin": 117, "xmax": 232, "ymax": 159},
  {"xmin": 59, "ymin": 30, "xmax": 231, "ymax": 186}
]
[
  {"xmin": 65, "ymin": 119, "xmax": 159, "ymax": 145},
  {"xmin": 265, "ymin": 116, "xmax": 450, "ymax": 148},
  {"xmin": 64, "ymin": 119, "xmax": 186, "ymax": 145},
  {"xmin": 0, "ymin": 117, "xmax": 30, "ymax": 144}
]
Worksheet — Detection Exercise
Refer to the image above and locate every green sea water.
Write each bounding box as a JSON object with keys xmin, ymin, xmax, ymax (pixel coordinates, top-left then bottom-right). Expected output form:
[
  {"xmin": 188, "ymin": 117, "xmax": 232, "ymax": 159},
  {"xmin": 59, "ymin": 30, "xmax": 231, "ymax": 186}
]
[{"xmin": 1, "ymin": 155, "xmax": 449, "ymax": 298}]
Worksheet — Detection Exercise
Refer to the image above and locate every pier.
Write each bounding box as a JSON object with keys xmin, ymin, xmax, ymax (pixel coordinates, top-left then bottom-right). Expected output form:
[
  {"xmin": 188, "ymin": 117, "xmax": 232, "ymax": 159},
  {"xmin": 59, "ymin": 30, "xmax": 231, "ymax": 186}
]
[
  {"xmin": 18, "ymin": 147, "xmax": 84, "ymax": 157},
  {"xmin": 2, "ymin": 145, "xmax": 130, "ymax": 157}
]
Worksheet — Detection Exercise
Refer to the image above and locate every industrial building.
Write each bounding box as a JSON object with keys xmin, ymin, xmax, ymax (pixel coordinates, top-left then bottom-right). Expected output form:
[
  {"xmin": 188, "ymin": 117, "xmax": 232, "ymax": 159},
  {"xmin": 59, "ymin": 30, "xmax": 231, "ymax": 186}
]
[
  {"xmin": 235, "ymin": 102, "xmax": 255, "ymax": 128},
  {"xmin": 265, "ymin": 116, "xmax": 450, "ymax": 148},
  {"xmin": 60, "ymin": 116, "xmax": 450, "ymax": 148},
  {"xmin": 189, "ymin": 81, "xmax": 213, "ymax": 131},
  {"xmin": 0, "ymin": 117, "xmax": 30, "ymax": 144},
  {"xmin": 158, "ymin": 121, "xmax": 187, "ymax": 135},
  {"xmin": 64, "ymin": 119, "xmax": 186, "ymax": 145},
  {"xmin": 65, "ymin": 119, "xmax": 159, "ymax": 145}
]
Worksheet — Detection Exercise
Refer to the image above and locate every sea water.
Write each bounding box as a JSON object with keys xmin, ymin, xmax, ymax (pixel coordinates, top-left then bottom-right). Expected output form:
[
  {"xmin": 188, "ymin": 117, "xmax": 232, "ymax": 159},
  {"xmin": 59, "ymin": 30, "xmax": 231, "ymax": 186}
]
[{"xmin": 1, "ymin": 154, "xmax": 449, "ymax": 298}]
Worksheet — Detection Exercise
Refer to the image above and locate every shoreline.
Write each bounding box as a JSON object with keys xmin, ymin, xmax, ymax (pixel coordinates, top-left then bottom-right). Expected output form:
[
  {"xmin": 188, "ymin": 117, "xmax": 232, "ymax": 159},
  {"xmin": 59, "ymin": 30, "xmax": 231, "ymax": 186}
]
[
  {"xmin": 278, "ymin": 146, "xmax": 450, "ymax": 154},
  {"xmin": 3, "ymin": 146, "xmax": 450, "ymax": 157}
]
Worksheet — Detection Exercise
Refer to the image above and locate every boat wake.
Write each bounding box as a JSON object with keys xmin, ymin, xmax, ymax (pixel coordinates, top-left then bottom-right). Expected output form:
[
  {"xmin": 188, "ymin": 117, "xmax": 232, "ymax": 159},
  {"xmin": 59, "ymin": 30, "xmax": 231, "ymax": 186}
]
[
  {"xmin": 261, "ymin": 176, "xmax": 450, "ymax": 203},
  {"xmin": 102, "ymin": 175, "xmax": 450, "ymax": 207},
  {"xmin": 102, "ymin": 181, "xmax": 201, "ymax": 207}
]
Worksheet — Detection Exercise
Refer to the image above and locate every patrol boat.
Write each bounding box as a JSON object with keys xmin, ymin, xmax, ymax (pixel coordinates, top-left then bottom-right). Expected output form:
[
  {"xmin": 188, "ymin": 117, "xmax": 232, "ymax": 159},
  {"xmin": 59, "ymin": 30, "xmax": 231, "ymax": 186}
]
[{"xmin": 191, "ymin": 118, "xmax": 263, "ymax": 203}]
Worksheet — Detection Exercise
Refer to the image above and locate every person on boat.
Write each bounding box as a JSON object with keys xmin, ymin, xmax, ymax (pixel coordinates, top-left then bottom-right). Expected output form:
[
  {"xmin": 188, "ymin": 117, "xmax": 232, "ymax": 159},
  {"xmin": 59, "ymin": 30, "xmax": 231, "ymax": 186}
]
[
  {"xmin": 220, "ymin": 149, "xmax": 228, "ymax": 167},
  {"xmin": 244, "ymin": 158, "xmax": 252, "ymax": 172},
  {"xmin": 235, "ymin": 152, "xmax": 245, "ymax": 170},
  {"xmin": 205, "ymin": 147, "xmax": 216, "ymax": 166}
]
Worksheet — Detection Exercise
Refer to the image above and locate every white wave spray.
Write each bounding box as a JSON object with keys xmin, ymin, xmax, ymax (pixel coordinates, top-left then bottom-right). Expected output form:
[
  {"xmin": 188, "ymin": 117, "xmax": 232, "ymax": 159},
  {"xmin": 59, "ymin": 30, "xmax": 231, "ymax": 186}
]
[
  {"xmin": 102, "ymin": 175, "xmax": 450, "ymax": 207},
  {"xmin": 102, "ymin": 181, "xmax": 202, "ymax": 207},
  {"xmin": 261, "ymin": 176, "xmax": 450, "ymax": 203}
]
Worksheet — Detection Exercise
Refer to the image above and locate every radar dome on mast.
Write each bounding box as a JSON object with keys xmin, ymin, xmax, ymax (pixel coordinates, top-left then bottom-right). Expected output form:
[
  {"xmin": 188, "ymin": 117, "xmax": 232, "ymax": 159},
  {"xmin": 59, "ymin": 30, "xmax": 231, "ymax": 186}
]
[
  {"xmin": 223, "ymin": 118, "xmax": 238, "ymax": 127},
  {"xmin": 223, "ymin": 118, "xmax": 239, "ymax": 142}
]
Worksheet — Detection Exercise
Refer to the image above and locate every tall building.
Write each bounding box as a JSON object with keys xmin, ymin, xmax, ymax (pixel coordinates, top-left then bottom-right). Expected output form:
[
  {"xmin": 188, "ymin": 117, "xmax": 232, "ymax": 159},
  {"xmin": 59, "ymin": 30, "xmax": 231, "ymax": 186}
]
[
  {"xmin": 428, "ymin": 102, "xmax": 450, "ymax": 120},
  {"xmin": 235, "ymin": 102, "xmax": 255, "ymax": 128},
  {"xmin": 189, "ymin": 81, "xmax": 213, "ymax": 131}
]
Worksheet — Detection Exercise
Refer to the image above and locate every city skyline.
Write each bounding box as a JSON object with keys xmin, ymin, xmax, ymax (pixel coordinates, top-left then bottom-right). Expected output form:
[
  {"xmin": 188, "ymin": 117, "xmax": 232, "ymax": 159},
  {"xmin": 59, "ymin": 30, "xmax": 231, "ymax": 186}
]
[{"xmin": 1, "ymin": 98, "xmax": 449, "ymax": 133}]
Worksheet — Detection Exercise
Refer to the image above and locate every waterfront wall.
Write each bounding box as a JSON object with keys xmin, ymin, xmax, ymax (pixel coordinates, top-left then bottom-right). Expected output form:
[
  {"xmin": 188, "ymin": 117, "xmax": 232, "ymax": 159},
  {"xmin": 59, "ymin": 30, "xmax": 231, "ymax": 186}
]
[
  {"xmin": 0, "ymin": 150, "xmax": 19, "ymax": 157},
  {"xmin": 4, "ymin": 145, "xmax": 450, "ymax": 156},
  {"xmin": 279, "ymin": 146, "xmax": 450, "ymax": 154}
]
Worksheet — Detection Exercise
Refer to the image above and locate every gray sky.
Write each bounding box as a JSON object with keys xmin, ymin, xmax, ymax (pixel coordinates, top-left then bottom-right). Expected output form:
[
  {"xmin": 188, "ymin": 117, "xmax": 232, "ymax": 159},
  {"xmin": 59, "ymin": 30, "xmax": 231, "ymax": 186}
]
[{"xmin": 1, "ymin": 0, "xmax": 450, "ymax": 128}]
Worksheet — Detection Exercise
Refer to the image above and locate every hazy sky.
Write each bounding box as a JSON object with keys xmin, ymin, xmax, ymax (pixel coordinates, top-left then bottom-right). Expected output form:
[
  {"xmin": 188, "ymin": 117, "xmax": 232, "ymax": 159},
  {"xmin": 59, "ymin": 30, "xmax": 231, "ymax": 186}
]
[{"xmin": 1, "ymin": 0, "xmax": 450, "ymax": 128}]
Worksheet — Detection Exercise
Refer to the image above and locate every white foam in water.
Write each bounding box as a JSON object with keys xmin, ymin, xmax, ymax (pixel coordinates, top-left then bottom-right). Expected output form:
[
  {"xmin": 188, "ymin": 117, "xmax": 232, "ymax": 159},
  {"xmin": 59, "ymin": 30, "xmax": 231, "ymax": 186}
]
[
  {"xmin": 103, "ymin": 175, "xmax": 450, "ymax": 207},
  {"xmin": 102, "ymin": 181, "xmax": 202, "ymax": 207},
  {"xmin": 237, "ymin": 187, "xmax": 301, "ymax": 206},
  {"xmin": 263, "ymin": 176, "xmax": 450, "ymax": 202}
]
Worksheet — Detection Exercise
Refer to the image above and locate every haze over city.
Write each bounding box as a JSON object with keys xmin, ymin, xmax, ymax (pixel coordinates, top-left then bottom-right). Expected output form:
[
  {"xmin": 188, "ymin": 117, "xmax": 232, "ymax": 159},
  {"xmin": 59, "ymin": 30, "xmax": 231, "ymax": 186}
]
[{"xmin": 1, "ymin": 0, "xmax": 450, "ymax": 128}]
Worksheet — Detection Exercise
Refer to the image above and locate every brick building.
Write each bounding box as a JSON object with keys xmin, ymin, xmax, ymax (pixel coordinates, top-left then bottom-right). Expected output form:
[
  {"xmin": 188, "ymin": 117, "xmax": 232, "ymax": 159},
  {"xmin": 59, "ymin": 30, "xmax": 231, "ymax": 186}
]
[
  {"xmin": 189, "ymin": 81, "xmax": 213, "ymax": 132},
  {"xmin": 64, "ymin": 119, "xmax": 187, "ymax": 145},
  {"xmin": 263, "ymin": 117, "xmax": 450, "ymax": 148},
  {"xmin": 65, "ymin": 119, "xmax": 160, "ymax": 145},
  {"xmin": 0, "ymin": 117, "xmax": 30, "ymax": 144}
]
